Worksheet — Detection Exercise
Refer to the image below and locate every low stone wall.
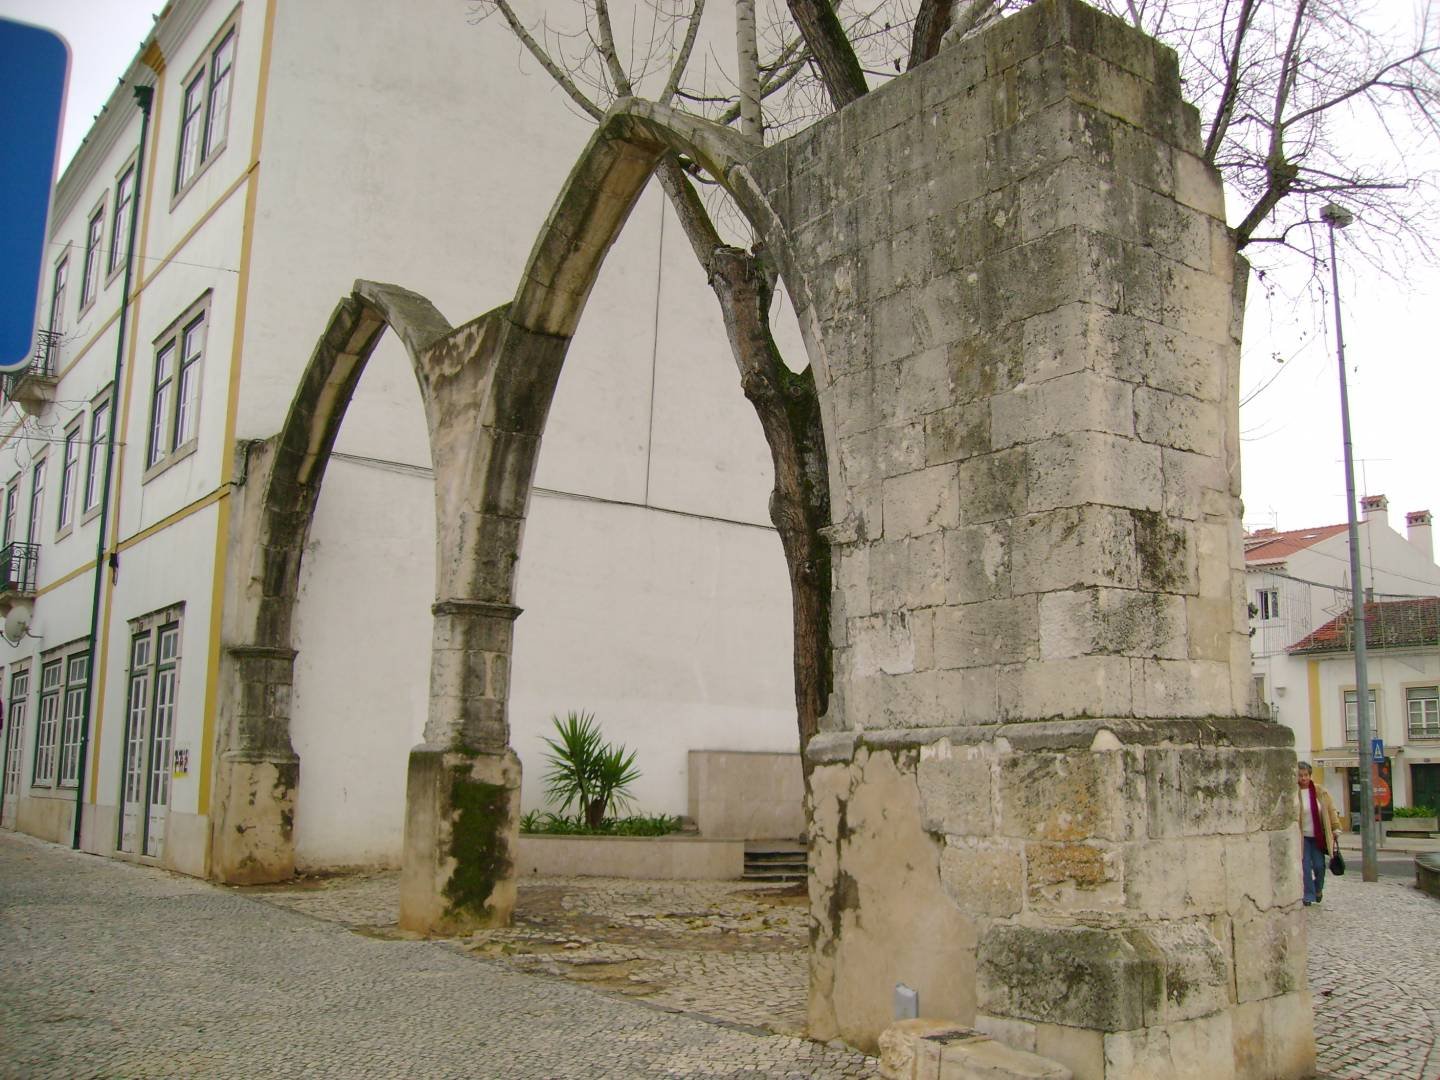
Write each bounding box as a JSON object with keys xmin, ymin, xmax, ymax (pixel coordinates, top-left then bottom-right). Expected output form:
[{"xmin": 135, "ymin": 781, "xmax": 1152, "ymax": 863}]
[
  {"xmin": 515, "ymin": 834, "xmax": 745, "ymax": 880},
  {"xmin": 1418, "ymin": 853, "xmax": 1440, "ymax": 900},
  {"xmin": 688, "ymin": 750, "xmax": 805, "ymax": 839}
]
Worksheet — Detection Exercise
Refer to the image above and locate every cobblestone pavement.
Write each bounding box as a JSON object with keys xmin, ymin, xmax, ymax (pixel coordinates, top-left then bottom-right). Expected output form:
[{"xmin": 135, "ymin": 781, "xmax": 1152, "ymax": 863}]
[
  {"xmin": 254, "ymin": 860, "xmax": 1440, "ymax": 1080},
  {"xmin": 1308, "ymin": 867, "xmax": 1440, "ymax": 1080},
  {"xmin": 253, "ymin": 873, "xmax": 814, "ymax": 1035},
  {"xmin": 7, "ymin": 831, "xmax": 1439, "ymax": 1079},
  {"xmin": 0, "ymin": 834, "xmax": 873, "ymax": 1079}
]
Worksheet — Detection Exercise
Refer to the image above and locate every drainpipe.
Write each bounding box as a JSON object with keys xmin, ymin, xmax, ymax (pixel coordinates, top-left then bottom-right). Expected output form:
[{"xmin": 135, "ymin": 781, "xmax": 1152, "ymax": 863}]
[{"xmin": 72, "ymin": 83, "xmax": 153, "ymax": 850}]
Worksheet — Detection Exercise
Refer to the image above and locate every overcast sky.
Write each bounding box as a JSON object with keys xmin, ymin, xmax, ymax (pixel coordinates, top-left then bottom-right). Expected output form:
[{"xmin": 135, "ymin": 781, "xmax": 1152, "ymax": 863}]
[{"xmin": 9, "ymin": 0, "xmax": 1439, "ymax": 562}]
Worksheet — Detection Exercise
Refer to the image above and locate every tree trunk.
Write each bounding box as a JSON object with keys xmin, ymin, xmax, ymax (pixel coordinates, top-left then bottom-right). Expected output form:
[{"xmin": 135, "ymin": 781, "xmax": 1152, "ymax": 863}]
[
  {"xmin": 652, "ymin": 160, "xmax": 831, "ymax": 780},
  {"xmin": 706, "ymin": 247, "xmax": 831, "ymax": 772},
  {"xmin": 784, "ymin": 0, "xmax": 869, "ymax": 109}
]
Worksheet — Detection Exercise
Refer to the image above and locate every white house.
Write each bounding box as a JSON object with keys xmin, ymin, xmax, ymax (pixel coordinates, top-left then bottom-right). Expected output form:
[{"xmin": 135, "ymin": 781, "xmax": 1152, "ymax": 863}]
[
  {"xmin": 1245, "ymin": 497, "xmax": 1440, "ymax": 814},
  {"xmin": 1287, "ymin": 596, "xmax": 1440, "ymax": 822},
  {"xmin": 0, "ymin": 0, "xmax": 804, "ymax": 877}
]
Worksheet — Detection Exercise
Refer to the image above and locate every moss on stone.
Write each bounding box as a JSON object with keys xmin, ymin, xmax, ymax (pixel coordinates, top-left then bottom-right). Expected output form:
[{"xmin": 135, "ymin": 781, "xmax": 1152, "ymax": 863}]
[
  {"xmin": 442, "ymin": 770, "xmax": 513, "ymax": 920},
  {"xmin": 1132, "ymin": 509, "xmax": 1188, "ymax": 590}
]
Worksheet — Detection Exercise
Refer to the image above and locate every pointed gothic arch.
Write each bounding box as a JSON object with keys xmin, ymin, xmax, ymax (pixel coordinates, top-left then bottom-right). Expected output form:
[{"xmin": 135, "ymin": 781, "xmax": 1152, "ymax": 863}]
[{"xmin": 208, "ymin": 101, "xmax": 832, "ymax": 918}]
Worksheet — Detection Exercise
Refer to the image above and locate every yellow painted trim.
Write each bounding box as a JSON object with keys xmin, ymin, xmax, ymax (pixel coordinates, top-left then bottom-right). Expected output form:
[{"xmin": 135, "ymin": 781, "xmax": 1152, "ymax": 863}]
[
  {"xmin": 35, "ymin": 560, "xmax": 100, "ymax": 599},
  {"xmin": 1, "ymin": 157, "xmax": 252, "ymax": 456},
  {"xmin": 34, "ymin": 485, "xmax": 231, "ymax": 601},
  {"xmin": 199, "ymin": 0, "xmax": 278, "ymax": 817},
  {"xmin": 1308, "ymin": 660, "xmax": 1323, "ymax": 762},
  {"xmin": 87, "ymin": 68, "xmax": 170, "ymax": 803},
  {"xmin": 119, "ymin": 487, "xmax": 230, "ymax": 553}
]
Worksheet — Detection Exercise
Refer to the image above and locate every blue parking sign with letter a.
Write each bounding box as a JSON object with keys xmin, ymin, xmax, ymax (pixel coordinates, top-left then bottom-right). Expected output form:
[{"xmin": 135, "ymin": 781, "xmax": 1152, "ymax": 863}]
[{"xmin": 0, "ymin": 18, "xmax": 70, "ymax": 372}]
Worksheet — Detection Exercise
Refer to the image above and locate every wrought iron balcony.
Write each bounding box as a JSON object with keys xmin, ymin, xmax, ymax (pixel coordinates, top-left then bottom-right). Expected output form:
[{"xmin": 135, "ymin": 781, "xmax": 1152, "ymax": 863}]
[
  {"xmin": 0, "ymin": 542, "xmax": 39, "ymax": 599},
  {"xmin": 3, "ymin": 329, "xmax": 60, "ymax": 413}
]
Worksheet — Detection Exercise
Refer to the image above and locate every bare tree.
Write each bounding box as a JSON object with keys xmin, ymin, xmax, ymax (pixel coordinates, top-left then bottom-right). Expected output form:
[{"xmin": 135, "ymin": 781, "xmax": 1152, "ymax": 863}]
[
  {"xmin": 1095, "ymin": 0, "xmax": 1440, "ymax": 274},
  {"xmin": 476, "ymin": 0, "xmax": 1439, "ymax": 785},
  {"xmin": 471, "ymin": 0, "xmax": 835, "ymax": 772}
]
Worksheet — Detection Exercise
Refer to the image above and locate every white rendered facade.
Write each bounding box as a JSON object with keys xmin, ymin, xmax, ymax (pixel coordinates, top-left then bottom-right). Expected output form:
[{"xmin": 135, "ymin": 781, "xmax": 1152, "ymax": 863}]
[
  {"xmin": 0, "ymin": 0, "xmax": 800, "ymax": 875},
  {"xmin": 1245, "ymin": 499, "xmax": 1440, "ymax": 814}
]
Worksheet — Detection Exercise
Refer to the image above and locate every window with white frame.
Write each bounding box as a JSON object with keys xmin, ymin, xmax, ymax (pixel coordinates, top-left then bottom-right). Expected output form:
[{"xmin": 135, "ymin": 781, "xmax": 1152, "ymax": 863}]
[
  {"xmin": 204, "ymin": 30, "xmax": 236, "ymax": 157},
  {"xmin": 47, "ymin": 258, "xmax": 69, "ymax": 339},
  {"xmin": 80, "ymin": 204, "xmax": 104, "ymax": 311},
  {"xmin": 1344, "ymin": 688, "xmax": 1378, "ymax": 743},
  {"xmin": 4, "ymin": 667, "xmax": 30, "ymax": 802},
  {"xmin": 146, "ymin": 299, "xmax": 207, "ymax": 473},
  {"xmin": 57, "ymin": 421, "xmax": 81, "ymax": 532},
  {"xmin": 108, "ymin": 164, "xmax": 136, "ymax": 278},
  {"xmin": 1257, "ymin": 588, "xmax": 1280, "ymax": 620},
  {"xmin": 1409, "ymin": 687, "xmax": 1440, "ymax": 739},
  {"xmin": 57, "ymin": 652, "xmax": 90, "ymax": 788},
  {"xmin": 25, "ymin": 458, "xmax": 45, "ymax": 545},
  {"xmin": 84, "ymin": 393, "xmax": 111, "ymax": 516},
  {"xmin": 174, "ymin": 21, "xmax": 238, "ymax": 198},
  {"xmin": 2, "ymin": 480, "xmax": 17, "ymax": 548},
  {"xmin": 31, "ymin": 659, "xmax": 62, "ymax": 786},
  {"xmin": 125, "ymin": 612, "xmax": 182, "ymax": 822}
]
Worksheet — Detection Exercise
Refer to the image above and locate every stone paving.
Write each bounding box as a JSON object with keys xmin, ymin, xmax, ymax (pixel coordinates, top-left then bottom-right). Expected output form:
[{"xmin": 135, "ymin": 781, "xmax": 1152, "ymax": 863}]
[
  {"xmin": 5, "ymin": 829, "xmax": 1439, "ymax": 1078},
  {"xmin": 0, "ymin": 833, "xmax": 872, "ymax": 1079},
  {"xmin": 251, "ymin": 860, "xmax": 1440, "ymax": 1080},
  {"xmin": 1307, "ymin": 864, "xmax": 1440, "ymax": 1080},
  {"xmin": 252, "ymin": 872, "xmax": 815, "ymax": 1036}
]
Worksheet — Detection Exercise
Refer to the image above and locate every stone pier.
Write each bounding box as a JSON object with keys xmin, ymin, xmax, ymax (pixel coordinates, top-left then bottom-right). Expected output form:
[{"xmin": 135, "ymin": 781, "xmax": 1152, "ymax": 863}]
[{"xmin": 745, "ymin": 2, "xmax": 1313, "ymax": 1075}]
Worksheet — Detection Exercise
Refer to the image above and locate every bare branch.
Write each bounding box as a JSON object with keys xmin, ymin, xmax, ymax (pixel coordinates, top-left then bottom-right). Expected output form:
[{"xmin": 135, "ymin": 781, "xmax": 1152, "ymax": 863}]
[
  {"xmin": 593, "ymin": 0, "xmax": 634, "ymax": 95},
  {"xmin": 1203, "ymin": 0, "xmax": 1259, "ymax": 163},
  {"xmin": 661, "ymin": 0, "xmax": 706, "ymax": 103},
  {"xmin": 487, "ymin": 0, "xmax": 604, "ymax": 120}
]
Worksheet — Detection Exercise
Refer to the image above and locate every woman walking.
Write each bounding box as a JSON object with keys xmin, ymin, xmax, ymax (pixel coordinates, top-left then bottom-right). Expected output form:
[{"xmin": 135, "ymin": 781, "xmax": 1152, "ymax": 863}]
[{"xmin": 1298, "ymin": 761, "xmax": 1342, "ymax": 905}]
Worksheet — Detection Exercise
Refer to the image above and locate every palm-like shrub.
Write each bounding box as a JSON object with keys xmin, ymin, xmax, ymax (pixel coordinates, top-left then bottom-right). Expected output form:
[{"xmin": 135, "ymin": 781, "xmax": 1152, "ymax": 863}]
[{"xmin": 541, "ymin": 711, "xmax": 641, "ymax": 828}]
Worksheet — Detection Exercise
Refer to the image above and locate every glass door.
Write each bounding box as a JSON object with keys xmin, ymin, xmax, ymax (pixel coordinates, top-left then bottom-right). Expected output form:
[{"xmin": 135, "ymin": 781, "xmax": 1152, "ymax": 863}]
[{"xmin": 0, "ymin": 671, "xmax": 25, "ymax": 828}]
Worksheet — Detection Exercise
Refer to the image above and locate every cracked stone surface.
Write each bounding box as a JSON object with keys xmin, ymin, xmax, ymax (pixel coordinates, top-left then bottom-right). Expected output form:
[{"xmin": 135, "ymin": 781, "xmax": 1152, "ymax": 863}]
[{"xmin": 0, "ymin": 834, "xmax": 872, "ymax": 1079}]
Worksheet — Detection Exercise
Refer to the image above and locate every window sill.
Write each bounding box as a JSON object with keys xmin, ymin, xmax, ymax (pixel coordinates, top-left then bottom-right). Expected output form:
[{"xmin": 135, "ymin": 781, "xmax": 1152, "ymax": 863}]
[
  {"xmin": 55, "ymin": 521, "xmax": 74, "ymax": 543},
  {"xmin": 141, "ymin": 438, "xmax": 199, "ymax": 485},
  {"xmin": 169, "ymin": 141, "xmax": 228, "ymax": 213},
  {"xmin": 80, "ymin": 504, "xmax": 102, "ymax": 526}
]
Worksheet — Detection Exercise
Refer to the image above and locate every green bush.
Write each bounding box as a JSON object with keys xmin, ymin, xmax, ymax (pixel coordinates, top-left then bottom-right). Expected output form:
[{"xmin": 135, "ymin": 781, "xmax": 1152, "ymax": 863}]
[
  {"xmin": 518, "ymin": 811, "xmax": 680, "ymax": 836},
  {"xmin": 541, "ymin": 711, "xmax": 641, "ymax": 828},
  {"xmin": 1393, "ymin": 805, "xmax": 1438, "ymax": 819}
]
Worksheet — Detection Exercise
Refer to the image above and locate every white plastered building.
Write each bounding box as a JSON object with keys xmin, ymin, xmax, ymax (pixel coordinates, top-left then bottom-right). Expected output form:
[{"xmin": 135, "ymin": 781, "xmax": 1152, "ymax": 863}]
[
  {"xmin": 1245, "ymin": 497, "xmax": 1440, "ymax": 816},
  {"xmin": 0, "ymin": 0, "xmax": 802, "ymax": 875}
]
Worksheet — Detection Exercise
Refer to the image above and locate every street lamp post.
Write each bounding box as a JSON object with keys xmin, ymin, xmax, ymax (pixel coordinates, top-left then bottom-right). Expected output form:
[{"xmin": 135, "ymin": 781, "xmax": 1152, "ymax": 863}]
[{"xmin": 1321, "ymin": 201, "xmax": 1379, "ymax": 883}]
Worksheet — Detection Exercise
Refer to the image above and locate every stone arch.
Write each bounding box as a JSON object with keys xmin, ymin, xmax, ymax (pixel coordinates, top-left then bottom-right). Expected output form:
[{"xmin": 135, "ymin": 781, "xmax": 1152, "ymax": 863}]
[
  {"xmin": 397, "ymin": 100, "xmax": 839, "ymax": 931},
  {"xmin": 211, "ymin": 100, "xmax": 831, "ymax": 906},
  {"xmin": 210, "ymin": 282, "xmax": 455, "ymax": 883}
]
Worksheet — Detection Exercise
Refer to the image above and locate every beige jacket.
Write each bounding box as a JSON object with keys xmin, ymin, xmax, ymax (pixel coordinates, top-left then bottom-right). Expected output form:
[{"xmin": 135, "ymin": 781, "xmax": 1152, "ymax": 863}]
[{"xmin": 1298, "ymin": 783, "xmax": 1342, "ymax": 852}]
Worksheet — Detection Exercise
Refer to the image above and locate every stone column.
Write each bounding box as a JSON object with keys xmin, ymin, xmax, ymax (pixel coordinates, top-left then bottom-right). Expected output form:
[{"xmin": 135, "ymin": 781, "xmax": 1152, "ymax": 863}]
[
  {"xmin": 398, "ymin": 599, "xmax": 522, "ymax": 933},
  {"xmin": 748, "ymin": 2, "xmax": 1312, "ymax": 1075},
  {"xmin": 210, "ymin": 644, "xmax": 300, "ymax": 883}
]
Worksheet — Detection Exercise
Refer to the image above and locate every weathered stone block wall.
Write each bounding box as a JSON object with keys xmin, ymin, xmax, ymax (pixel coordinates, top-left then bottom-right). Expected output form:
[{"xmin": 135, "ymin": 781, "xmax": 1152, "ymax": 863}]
[
  {"xmin": 747, "ymin": 2, "xmax": 1311, "ymax": 1075},
  {"xmin": 752, "ymin": 0, "xmax": 1249, "ymax": 726}
]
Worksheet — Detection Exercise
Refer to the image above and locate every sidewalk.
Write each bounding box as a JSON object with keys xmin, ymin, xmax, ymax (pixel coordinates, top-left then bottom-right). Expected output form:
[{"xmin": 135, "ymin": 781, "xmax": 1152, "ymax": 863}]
[
  {"xmin": 246, "ymin": 863, "xmax": 1440, "ymax": 1079},
  {"xmin": 3, "ymin": 829, "xmax": 1436, "ymax": 1078}
]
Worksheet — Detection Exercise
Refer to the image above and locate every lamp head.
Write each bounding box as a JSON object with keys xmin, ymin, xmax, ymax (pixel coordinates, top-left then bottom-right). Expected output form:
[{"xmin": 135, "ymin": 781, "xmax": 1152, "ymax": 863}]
[{"xmin": 1320, "ymin": 203, "xmax": 1354, "ymax": 229}]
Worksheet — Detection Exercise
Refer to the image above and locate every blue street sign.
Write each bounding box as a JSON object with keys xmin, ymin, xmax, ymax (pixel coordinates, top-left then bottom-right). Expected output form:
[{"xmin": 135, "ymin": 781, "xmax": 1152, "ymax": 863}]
[
  {"xmin": 1371, "ymin": 737, "xmax": 1385, "ymax": 764},
  {"xmin": 0, "ymin": 18, "xmax": 70, "ymax": 372}
]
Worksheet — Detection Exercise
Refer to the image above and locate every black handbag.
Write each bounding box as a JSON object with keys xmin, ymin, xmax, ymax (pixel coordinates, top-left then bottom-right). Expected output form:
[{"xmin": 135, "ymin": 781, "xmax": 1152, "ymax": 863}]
[{"xmin": 1329, "ymin": 846, "xmax": 1346, "ymax": 876}]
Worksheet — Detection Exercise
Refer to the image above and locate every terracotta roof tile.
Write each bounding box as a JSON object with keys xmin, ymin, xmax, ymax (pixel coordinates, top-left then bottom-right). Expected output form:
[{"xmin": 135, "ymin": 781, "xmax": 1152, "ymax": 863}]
[
  {"xmin": 1244, "ymin": 523, "xmax": 1349, "ymax": 563},
  {"xmin": 1288, "ymin": 597, "xmax": 1440, "ymax": 654}
]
